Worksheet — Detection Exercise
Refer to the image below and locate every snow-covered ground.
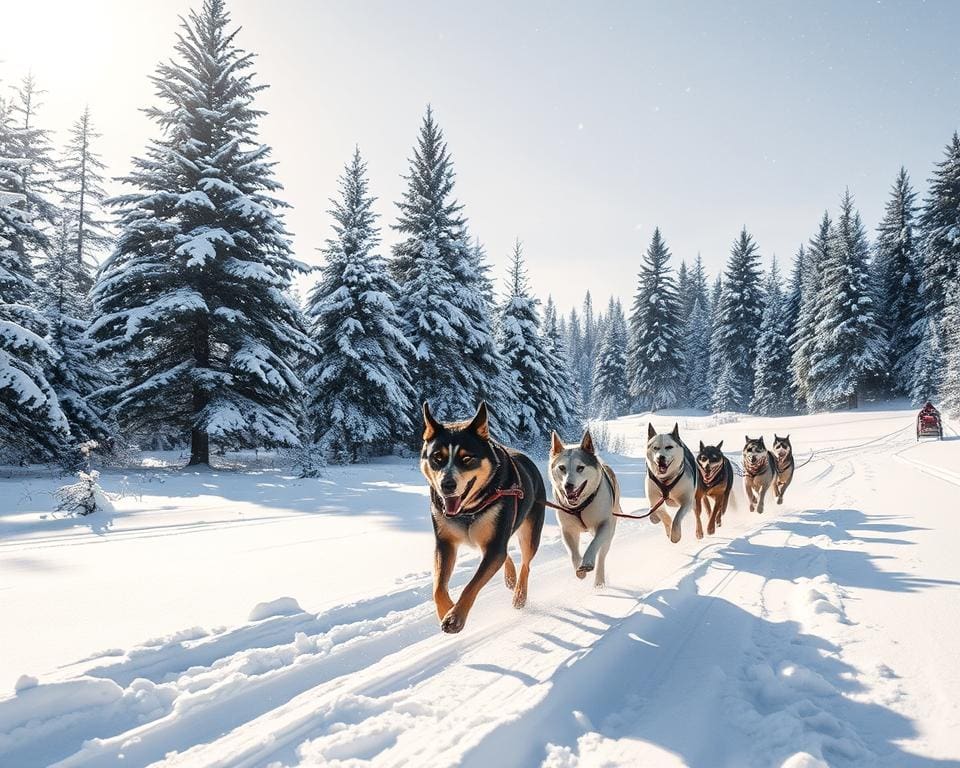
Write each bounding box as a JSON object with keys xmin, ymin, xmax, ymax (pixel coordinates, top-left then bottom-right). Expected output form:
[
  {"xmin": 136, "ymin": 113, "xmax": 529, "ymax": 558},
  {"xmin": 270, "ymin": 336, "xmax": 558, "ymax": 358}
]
[{"xmin": 2, "ymin": 404, "xmax": 960, "ymax": 767}]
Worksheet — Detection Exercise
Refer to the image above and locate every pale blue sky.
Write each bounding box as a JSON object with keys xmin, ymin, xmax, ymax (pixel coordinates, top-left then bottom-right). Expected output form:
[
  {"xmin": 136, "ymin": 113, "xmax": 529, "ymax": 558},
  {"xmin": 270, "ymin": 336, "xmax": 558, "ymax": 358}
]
[{"xmin": 2, "ymin": 0, "xmax": 959, "ymax": 310}]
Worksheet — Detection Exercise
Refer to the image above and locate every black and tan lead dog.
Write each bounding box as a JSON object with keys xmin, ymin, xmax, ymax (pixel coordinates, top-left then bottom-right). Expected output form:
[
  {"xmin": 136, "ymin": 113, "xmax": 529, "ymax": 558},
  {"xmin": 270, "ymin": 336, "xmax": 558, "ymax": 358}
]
[{"xmin": 420, "ymin": 401, "xmax": 545, "ymax": 634}]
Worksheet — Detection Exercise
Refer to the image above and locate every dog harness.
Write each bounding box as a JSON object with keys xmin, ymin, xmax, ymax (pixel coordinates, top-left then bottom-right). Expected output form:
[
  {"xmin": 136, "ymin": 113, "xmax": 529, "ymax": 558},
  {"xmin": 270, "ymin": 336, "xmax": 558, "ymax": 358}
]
[
  {"xmin": 744, "ymin": 452, "xmax": 775, "ymax": 478},
  {"xmin": 646, "ymin": 462, "xmax": 689, "ymax": 516},
  {"xmin": 697, "ymin": 457, "xmax": 733, "ymax": 491},
  {"xmin": 774, "ymin": 453, "xmax": 794, "ymax": 474}
]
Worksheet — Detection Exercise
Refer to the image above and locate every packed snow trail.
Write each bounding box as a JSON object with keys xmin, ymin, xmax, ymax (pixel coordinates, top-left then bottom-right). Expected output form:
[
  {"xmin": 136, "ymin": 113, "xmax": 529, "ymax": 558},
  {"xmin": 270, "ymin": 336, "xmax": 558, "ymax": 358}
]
[{"xmin": 2, "ymin": 407, "xmax": 959, "ymax": 767}]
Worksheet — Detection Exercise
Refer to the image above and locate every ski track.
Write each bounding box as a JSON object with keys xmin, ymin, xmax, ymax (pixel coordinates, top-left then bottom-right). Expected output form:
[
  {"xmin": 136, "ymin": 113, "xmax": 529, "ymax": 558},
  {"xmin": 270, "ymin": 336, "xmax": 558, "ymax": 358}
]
[{"xmin": 3, "ymin": 415, "xmax": 958, "ymax": 767}]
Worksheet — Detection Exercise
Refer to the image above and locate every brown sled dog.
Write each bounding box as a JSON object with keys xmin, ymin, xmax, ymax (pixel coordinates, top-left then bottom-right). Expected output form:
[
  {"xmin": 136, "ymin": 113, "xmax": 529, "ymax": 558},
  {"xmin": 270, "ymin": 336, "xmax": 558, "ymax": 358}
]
[
  {"xmin": 420, "ymin": 402, "xmax": 546, "ymax": 634},
  {"xmin": 694, "ymin": 441, "xmax": 734, "ymax": 538}
]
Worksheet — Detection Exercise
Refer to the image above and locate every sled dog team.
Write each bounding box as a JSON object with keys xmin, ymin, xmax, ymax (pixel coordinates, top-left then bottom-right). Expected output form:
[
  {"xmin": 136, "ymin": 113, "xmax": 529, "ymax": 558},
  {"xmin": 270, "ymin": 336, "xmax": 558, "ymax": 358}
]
[{"xmin": 420, "ymin": 401, "xmax": 795, "ymax": 634}]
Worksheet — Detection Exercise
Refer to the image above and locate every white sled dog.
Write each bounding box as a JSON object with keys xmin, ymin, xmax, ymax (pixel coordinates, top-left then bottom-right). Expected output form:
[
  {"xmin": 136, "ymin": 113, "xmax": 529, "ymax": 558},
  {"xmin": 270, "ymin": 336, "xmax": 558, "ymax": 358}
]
[
  {"xmin": 646, "ymin": 423, "xmax": 699, "ymax": 544},
  {"xmin": 549, "ymin": 430, "xmax": 620, "ymax": 587}
]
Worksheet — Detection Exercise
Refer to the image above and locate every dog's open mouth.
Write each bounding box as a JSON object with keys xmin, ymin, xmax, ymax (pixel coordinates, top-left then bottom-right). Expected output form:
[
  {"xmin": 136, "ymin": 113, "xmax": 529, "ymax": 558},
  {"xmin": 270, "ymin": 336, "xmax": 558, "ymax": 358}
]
[
  {"xmin": 440, "ymin": 479, "xmax": 475, "ymax": 517},
  {"xmin": 656, "ymin": 457, "xmax": 670, "ymax": 474},
  {"xmin": 565, "ymin": 480, "xmax": 588, "ymax": 504}
]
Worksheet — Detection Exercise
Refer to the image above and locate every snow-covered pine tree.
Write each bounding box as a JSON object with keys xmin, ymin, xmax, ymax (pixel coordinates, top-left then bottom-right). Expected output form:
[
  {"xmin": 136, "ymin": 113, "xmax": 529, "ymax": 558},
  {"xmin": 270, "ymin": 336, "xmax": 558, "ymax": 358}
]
[
  {"xmin": 459, "ymin": 236, "xmax": 520, "ymax": 438},
  {"xmin": 0, "ymin": 93, "xmax": 69, "ymax": 461},
  {"xmin": 543, "ymin": 294, "xmax": 581, "ymax": 428},
  {"xmin": 784, "ymin": 244, "xmax": 805, "ymax": 350},
  {"xmin": 579, "ymin": 291, "xmax": 597, "ymax": 412},
  {"xmin": 33, "ymin": 108, "xmax": 114, "ymax": 446},
  {"xmin": 910, "ymin": 316, "xmax": 943, "ymax": 404},
  {"xmin": 304, "ymin": 148, "xmax": 415, "ymax": 462},
  {"xmin": 681, "ymin": 296, "xmax": 712, "ymax": 410},
  {"xmin": 627, "ymin": 227, "xmax": 685, "ymax": 410},
  {"xmin": 937, "ymin": 277, "xmax": 960, "ymax": 415},
  {"xmin": 496, "ymin": 241, "xmax": 557, "ymax": 440},
  {"xmin": 565, "ymin": 307, "xmax": 583, "ymax": 385},
  {"xmin": 59, "ymin": 107, "xmax": 112, "ymax": 269},
  {"xmin": 677, "ymin": 260, "xmax": 690, "ymax": 314},
  {"xmin": 391, "ymin": 107, "xmax": 516, "ymax": 436},
  {"xmin": 919, "ymin": 133, "xmax": 960, "ymax": 337},
  {"xmin": 36, "ymin": 216, "xmax": 111, "ymax": 444},
  {"xmin": 687, "ymin": 253, "xmax": 710, "ymax": 316},
  {"xmin": 10, "ymin": 74, "xmax": 59, "ymax": 233},
  {"xmin": 707, "ymin": 274, "xmax": 723, "ymax": 397},
  {"xmin": 790, "ymin": 214, "xmax": 831, "ymax": 411},
  {"xmin": 808, "ymin": 190, "xmax": 886, "ymax": 410},
  {"xmin": 90, "ymin": 0, "xmax": 312, "ymax": 465},
  {"xmin": 592, "ymin": 297, "xmax": 630, "ymax": 419},
  {"xmin": 750, "ymin": 256, "xmax": 793, "ymax": 415},
  {"xmin": 711, "ymin": 227, "xmax": 764, "ymax": 412},
  {"xmin": 873, "ymin": 168, "xmax": 922, "ymax": 397}
]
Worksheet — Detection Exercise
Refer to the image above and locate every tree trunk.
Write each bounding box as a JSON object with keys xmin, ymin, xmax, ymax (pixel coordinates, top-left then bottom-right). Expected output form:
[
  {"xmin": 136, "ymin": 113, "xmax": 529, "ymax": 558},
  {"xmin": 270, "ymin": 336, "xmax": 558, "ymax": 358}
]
[
  {"xmin": 189, "ymin": 427, "xmax": 209, "ymax": 465},
  {"xmin": 188, "ymin": 314, "xmax": 211, "ymax": 465}
]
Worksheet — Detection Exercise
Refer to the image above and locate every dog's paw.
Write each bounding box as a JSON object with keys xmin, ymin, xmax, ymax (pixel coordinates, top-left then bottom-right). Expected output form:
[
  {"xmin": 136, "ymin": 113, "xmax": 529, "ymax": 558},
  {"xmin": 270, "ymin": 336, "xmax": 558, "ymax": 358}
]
[
  {"xmin": 670, "ymin": 528, "xmax": 682, "ymax": 544},
  {"xmin": 649, "ymin": 511, "xmax": 660, "ymax": 524},
  {"xmin": 777, "ymin": 496, "xmax": 783, "ymax": 505},
  {"xmin": 696, "ymin": 528, "xmax": 704, "ymax": 540},
  {"xmin": 576, "ymin": 562, "xmax": 594, "ymax": 579},
  {"xmin": 593, "ymin": 578, "xmax": 606, "ymax": 589},
  {"xmin": 512, "ymin": 590, "xmax": 527, "ymax": 609},
  {"xmin": 707, "ymin": 522, "xmax": 716, "ymax": 535},
  {"xmin": 504, "ymin": 571, "xmax": 517, "ymax": 590},
  {"xmin": 440, "ymin": 609, "xmax": 466, "ymax": 634}
]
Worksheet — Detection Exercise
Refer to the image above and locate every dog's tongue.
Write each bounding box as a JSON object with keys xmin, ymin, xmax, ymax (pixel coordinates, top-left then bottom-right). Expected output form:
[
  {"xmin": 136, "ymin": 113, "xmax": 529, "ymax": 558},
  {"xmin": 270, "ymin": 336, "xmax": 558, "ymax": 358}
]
[{"xmin": 443, "ymin": 495, "xmax": 463, "ymax": 516}]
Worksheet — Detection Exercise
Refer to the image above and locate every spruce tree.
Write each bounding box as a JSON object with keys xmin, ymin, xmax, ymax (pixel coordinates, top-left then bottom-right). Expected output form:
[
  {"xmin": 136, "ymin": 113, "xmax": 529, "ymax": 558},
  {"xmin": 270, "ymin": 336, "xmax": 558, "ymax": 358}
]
[
  {"xmin": 592, "ymin": 297, "xmax": 629, "ymax": 419},
  {"xmin": 919, "ymin": 133, "xmax": 960, "ymax": 334},
  {"xmin": 579, "ymin": 290, "xmax": 597, "ymax": 412},
  {"xmin": 10, "ymin": 74, "xmax": 58, "ymax": 232},
  {"xmin": 681, "ymin": 296, "xmax": 712, "ymax": 410},
  {"xmin": 687, "ymin": 254, "xmax": 710, "ymax": 316},
  {"xmin": 59, "ymin": 107, "xmax": 112, "ymax": 270},
  {"xmin": 808, "ymin": 190, "xmax": 886, "ymax": 410},
  {"xmin": 711, "ymin": 228, "xmax": 764, "ymax": 412},
  {"xmin": 497, "ymin": 241, "xmax": 557, "ymax": 440},
  {"xmin": 627, "ymin": 227, "xmax": 685, "ymax": 410},
  {"xmin": 543, "ymin": 295, "xmax": 581, "ymax": 428},
  {"xmin": 911, "ymin": 316, "xmax": 943, "ymax": 404},
  {"xmin": 750, "ymin": 257, "xmax": 793, "ymax": 415},
  {"xmin": 677, "ymin": 260, "xmax": 690, "ymax": 314},
  {"xmin": 874, "ymin": 168, "xmax": 922, "ymax": 396},
  {"xmin": 0, "ymin": 93, "xmax": 69, "ymax": 460},
  {"xmin": 36, "ymin": 217, "xmax": 111, "ymax": 443},
  {"xmin": 90, "ymin": 0, "xmax": 312, "ymax": 464},
  {"xmin": 938, "ymin": 278, "xmax": 960, "ymax": 415},
  {"xmin": 304, "ymin": 148, "xmax": 415, "ymax": 462},
  {"xmin": 784, "ymin": 245, "xmax": 805, "ymax": 350},
  {"xmin": 392, "ymin": 107, "xmax": 516, "ymax": 435},
  {"xmin": 790, "ymin": 214, "xmax": 831, "ymax": 411}
]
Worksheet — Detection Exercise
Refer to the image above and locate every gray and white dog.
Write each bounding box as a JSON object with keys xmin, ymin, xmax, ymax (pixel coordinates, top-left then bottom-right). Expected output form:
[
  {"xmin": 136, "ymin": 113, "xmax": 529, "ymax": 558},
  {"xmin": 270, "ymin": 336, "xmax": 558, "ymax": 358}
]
[
  {"xmin": 742, "ymin": 436, "xmax": 775, "ymax": 514},
  {"xmin": 549, "ymin": 430, "xmax": 620, "ymax": 587},
  {"xmin": 645, "ymin": 423, "xmax": 699, "ymax": 544}
]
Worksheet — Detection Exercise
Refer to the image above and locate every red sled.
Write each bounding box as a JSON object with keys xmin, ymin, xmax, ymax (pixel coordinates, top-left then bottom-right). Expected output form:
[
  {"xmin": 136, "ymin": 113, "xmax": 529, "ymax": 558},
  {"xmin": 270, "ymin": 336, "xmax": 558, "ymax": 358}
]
[{"xmin": 917, "ymin": 407, "xmax": 944, "ymax": 441}]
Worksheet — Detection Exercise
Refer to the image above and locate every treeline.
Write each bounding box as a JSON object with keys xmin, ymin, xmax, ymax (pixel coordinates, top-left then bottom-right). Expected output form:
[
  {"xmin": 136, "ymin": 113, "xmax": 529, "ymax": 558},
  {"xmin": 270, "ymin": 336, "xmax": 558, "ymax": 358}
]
[{"xmin": 1, "ymin": 0, "xmax": 958, "ymax": 468}]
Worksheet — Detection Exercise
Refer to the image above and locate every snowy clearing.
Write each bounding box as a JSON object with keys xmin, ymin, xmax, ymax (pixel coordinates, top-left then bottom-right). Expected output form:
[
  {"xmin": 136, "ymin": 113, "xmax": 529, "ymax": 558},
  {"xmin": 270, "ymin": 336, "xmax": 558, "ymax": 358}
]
[{"xmin": 2, "ymin": 404, "xmax": 960, "ymax": 767}]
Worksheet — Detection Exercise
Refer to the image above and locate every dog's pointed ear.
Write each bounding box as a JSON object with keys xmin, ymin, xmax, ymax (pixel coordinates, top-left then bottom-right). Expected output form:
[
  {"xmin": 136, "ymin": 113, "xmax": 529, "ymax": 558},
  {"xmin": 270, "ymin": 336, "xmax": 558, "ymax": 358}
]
[
  {"xmin": 468, "ymin": 401, "xmax": 490, "ymax": 440},
  {"xmin": 717, "ymin": 440, "xmax": 723, "ymax": 450},
  {"xmin": 745, "ymin": 435, "xmax": 750, "ymax": 444},
  {"xmin": 786, "ymin": 434, "xmax": 790, "ymax": 441},
  {"xmin": 758, "ymin": 436, "xmax": 765, "ymax": 447},
  {"xmin": 699, "ymin": 440, "xmax": 705, "ymax": 452},
  {"xmin": 422, "ymin": 402, "xmax": 440, "ymax": 441},
  {"xmin": 551, "ymin": 430, "xmax": 564, "ymax": 455},
  {"xmin": 581, "ymin": 429, "xmax": 595, "ymax": 454},
  {"xmin": 671, "ymin": 423, "xmax": 680, "ymax": 440},
  {"xmin": 648, "ymin": 423, "xmax": 656, "ymax": 440}
]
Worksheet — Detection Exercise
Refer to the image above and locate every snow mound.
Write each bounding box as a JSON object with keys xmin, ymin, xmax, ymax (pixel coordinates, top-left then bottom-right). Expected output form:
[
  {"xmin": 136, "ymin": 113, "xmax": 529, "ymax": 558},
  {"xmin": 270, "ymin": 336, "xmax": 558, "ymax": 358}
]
[
  {"xmin": 13, "ymin": 675, "xmax": 37, "ymax": 694},
  {"xmin": 248, "ymin": 596, "xmax": 304, "ymax": 622}
]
